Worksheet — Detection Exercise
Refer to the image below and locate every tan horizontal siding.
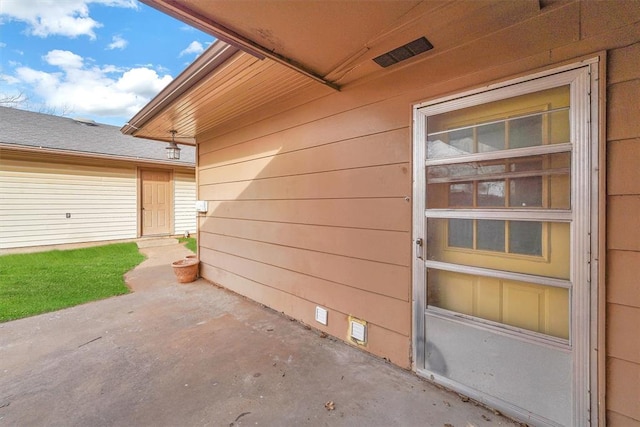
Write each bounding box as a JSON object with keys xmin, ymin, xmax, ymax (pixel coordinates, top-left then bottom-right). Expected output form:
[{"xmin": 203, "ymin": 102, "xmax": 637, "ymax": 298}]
[
  {"xmin": 194, "ymin": 7, "xmax": 620, "ymax": 367},
  {"xmin": 608, "ymin": 42, "xmax": 640, "ymax": 85},
  {"xmin": 607, "ymin": 411, "xmax": 640, "ymax": 427},
  {"xmin": 191, "ymin": 5, "xmax": 640, "ymax": 418},
  {"xmin": 607, "ymin": 250, "xmax": 640, "ymax": 308},
  {"xmin": 607, "ymin": 304, "xmax": 640, "ymax": 364},
  {"xmin": 200, "ymin": 232, "xmax": 409, "ymax": 301},
  {"xmin": 201, "ymin": 217, "xmax": 410, "ymax": 266},
  {"xmin": 199, "ymin": 261, "xmax": 411, "ymax": 367},
  {"xmin": 580, "ymin": 1, "xmax": 640, "ymax": 39},
  {"xmin": 607, "ymin": 195, "xmax": 640, "ymax": 251},
  {"xmin": 608, "ymin": 138, "xmax": 640, "ymax": 195},
  {"xmin": 607, "ymin": 357, "xmax": 640, "ymax": 422},
  {"xmin": 199, "ymin": 247, "xmax": 410, "ymax": 335},
  {"xmin": 607, "ymin": 80, "xmax": 640, "ymax": 142},
  {"xmin": 198, "ymin": 80, "xmax": 413, "ymax": 364},
  {"xmin": 173, "ymin": 171, "xmax": 196, "ymax": 235},
  {"xmin": 199, "ymin": 128, "xmax": 409, "ymax": 174},
  {"xmin": 606, "ymin": 39, "xmax": 640, "ymax": 424},
  {"xmin": 200, "ymin": 164, "xmax": 410, "ymax": 201},
  {"xmin": 199, "ymin": 95, "xmax": 411, "ymax": 157},
  {"xmin": 0, "ymin": 157, "xmax": 137, "ymax": 249},
  {"xmin": 204, "ymin": 198, "xmax": 410, "ymax": 231}
]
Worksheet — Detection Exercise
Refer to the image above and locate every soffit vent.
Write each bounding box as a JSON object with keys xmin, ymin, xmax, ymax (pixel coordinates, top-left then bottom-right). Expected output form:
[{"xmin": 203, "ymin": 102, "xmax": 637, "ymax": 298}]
[{"xmin": 373, "ymin": 36, "xmax": 433, "ymax": 68}]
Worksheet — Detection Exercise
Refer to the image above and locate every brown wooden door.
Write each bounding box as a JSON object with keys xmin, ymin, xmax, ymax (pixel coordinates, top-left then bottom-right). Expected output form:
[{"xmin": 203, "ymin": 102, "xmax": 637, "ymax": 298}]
[{"xmin": 141, "ymin": 170, "xmax": 172, "ymax": 236}]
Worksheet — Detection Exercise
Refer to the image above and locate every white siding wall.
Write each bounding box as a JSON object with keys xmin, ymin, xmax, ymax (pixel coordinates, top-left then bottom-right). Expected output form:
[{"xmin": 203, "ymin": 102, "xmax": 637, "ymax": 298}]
[
  {"xmin": 0, "ymin": 156, "xmax": 138, "ymax": 249},
  {"xmin": 173, "ymin": 170, "xmax": 196, "ymax": 236}
]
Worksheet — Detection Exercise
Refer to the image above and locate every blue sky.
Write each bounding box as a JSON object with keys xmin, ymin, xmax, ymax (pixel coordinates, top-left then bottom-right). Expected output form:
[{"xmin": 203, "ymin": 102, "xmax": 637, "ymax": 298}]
[{"xmin": 0, "ymin": 0, "xmax": 214, "ymax": 126}]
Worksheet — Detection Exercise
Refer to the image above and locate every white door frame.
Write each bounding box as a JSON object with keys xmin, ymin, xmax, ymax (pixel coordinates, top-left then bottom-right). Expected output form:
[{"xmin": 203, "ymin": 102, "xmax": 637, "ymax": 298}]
[{"xmin": 411, "ymin": 58, "xmax": 600, "ymax": 426}]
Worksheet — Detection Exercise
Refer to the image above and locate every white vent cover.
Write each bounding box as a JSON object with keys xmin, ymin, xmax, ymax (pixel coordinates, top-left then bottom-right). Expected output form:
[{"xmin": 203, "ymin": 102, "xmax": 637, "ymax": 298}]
[
  {"xmin": 315, "ymin": 306, "xmax": 328, "ymax": 325},
  {"xmin": 350, "ymin": 320, "xmax": 366, "ymax": 342}
]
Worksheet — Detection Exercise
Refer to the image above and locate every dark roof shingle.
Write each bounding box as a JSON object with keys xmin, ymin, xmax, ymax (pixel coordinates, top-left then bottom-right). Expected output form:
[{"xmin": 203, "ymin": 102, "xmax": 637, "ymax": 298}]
[{"xmin": 0, "ymin": 106, "xmax": 194, "ymax": 166}]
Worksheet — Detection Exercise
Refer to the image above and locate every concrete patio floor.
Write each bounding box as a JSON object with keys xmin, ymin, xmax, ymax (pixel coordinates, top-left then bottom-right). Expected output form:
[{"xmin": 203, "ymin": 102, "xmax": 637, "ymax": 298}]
[{"xmin": 0, "ymin": 242, "xmax": 521, "ymax": 427}]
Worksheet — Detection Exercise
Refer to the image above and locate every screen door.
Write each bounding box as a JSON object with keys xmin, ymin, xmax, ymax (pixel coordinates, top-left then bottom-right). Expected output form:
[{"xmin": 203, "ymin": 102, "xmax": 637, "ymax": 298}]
[{"xmin": 412, "ymin": 62, "xmax": 598, "ymax": 426}]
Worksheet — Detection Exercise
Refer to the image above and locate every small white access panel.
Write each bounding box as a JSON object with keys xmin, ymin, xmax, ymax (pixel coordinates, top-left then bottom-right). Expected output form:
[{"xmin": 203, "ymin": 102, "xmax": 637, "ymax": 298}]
[
  {"xmin": 350, "ymin": 320, "xmax": 366, "ymax": 342},
  {"xmin": 315, "ymin": 306, "xmax": 328, "ymax": 325},
  {"xmin": 195, "ymin": 200, "xmax": 208, "ymax": 213}
]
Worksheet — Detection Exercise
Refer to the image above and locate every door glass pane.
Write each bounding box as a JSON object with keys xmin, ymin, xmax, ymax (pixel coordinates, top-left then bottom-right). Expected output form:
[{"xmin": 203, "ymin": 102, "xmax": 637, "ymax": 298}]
[
  {"xmin": 549, "ymin": 109, "xmax": 570, "ymax": 144},
  {"xmin": 478, "ymin": 181, "xmax": 505, "ymax": 206},
  {"xmin": 426, "ymin": 153, "xmax": 571, "ymax": 210},
  {"xmin": 426, "ymin": 85, "xmax": 570, "ymax": 160},
  {"xmin": 477, "ymin": 220, "xmax": 505, "ymax": 251},
  {"xmin": 448, "ymin": 219, "xmax": 473, "ymax": 248},
  {"xmin": 427, "ymin": 161, "xmax": 505, "ymax": 181},
  {"xmin": 509, "ymin": 221, "xmax": 542, "ymax": 255},
  {"xmin": 426, "ymin": 219, "xmax": 570, "ymax": 279},
  {"xmin": 548, "ymin": 152, "xmax": 571, "ymax": 209},
  {"xmin": 478, "ymin": 122, "xmax": 505, "ymax": 152},
  {"xmin": 509, "ymin": 114, "xmax": 542, "ymax": 148},
  {"xmin": 427, "ymin": 269, "xmax": 569, "ymax": 339},
  {"xmin": 510, "ymin": 177, "xmax": 542, "ymax": 207},
  {"xmin": 449, "ymin": 128, "xmax": 474, "ymax": 154},
  {"xmin": 423, "ymin": 82, "xmax": 576, "ymax": 343},
  {"xmin": 449, "ymin": 183, "xmax": 473, "ymax": 206}
]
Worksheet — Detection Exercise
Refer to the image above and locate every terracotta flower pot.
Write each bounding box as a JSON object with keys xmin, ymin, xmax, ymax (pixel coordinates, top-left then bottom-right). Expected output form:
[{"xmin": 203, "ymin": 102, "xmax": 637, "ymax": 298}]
[{"xmin": 172, "ymin": 258, "xmax": 199, "ymax": 283}]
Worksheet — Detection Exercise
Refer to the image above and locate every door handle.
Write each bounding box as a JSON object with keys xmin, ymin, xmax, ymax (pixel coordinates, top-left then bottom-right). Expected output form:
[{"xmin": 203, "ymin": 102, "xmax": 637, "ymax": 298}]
[{"xmin": 415, "ymin": 238, "xmax": 423, "ymax": 260}]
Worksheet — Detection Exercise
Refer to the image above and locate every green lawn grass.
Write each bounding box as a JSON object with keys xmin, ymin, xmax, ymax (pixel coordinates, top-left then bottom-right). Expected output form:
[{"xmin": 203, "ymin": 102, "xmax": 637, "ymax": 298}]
[
  {"xmin": 0, "ymin": 243, "xmax": 145, "ymax": 323},
  {"xmin": 179, "ymin": 237, "xmax": 197, "ymax": 253}
]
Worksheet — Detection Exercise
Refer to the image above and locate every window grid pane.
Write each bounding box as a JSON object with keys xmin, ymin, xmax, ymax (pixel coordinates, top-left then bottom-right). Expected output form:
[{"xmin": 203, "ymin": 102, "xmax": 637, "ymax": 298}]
[
  {"xmin": 423, "ymin": 84, "xmax": 573, "ymax": 340},
  {"xmin": 476, "ymin": 220, "xmax": 505, "ymax": 252}
]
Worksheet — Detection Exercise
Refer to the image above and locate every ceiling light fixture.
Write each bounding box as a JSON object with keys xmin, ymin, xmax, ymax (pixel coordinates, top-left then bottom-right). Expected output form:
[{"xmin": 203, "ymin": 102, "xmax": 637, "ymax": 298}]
[{"xmin": 166, "ymin": 130, "xmax": 181, "ymax": 160}]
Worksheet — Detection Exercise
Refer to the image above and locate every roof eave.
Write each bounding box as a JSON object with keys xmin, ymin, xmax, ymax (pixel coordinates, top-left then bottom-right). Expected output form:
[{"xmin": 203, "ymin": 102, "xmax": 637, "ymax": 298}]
[
  {"xmin": 140, "ymin": 0, "xmax": 340, "ymax": 91},
  {"xmin": 121, "ymin": 40, "xmax": 240, "ymax": 137},
  {"xmin": 0, "ymin": 143, "xmax": 195, "ymax": 168}
]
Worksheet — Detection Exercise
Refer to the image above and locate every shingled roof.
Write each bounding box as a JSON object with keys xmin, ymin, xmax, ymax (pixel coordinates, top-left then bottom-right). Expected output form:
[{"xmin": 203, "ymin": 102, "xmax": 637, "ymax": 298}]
[{"xmin": 0, "ymin": 106, "xmax": 194, "ymax": 166}]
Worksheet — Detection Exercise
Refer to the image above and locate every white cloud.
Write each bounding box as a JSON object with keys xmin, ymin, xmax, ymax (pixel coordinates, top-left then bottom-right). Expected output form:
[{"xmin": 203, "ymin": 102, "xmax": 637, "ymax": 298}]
[
  {"xmin": 0, "ymin": 42, "xmax": 6, "ymax": 48},
  {"xmin": 0, "ymin": 0, "xmax": 138, "ymax": 39},
  {"xmin": 179, "ymin": 41, "xmax": 204, "ymax": 57},
  {"xmin": 13, "ymin": 49, "xmax": 172, "ymax": 119},
  {"xmin": 1, "ymin": 74, "xmax": 21, "ymax": 85},
  {"xmin": 115, "ymin": 68, "xmax": 170, "ymax": 98},
  {"xmin": 155, "ymin": 64, "xmax": 170, "ymax": 74},
  {"xmin": 44, "ymin": 50, "xmax": 84, "ymax": 69},
  {"xmin": 107, "ymin": 35, "xmax": 128, "ymax": 50}
]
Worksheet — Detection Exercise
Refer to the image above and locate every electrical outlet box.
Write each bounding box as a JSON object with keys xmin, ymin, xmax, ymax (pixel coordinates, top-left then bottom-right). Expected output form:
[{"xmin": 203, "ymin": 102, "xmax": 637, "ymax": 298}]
[{"xmin": 315, "ymin": 306, "xmax": 328, "ymax": 325}]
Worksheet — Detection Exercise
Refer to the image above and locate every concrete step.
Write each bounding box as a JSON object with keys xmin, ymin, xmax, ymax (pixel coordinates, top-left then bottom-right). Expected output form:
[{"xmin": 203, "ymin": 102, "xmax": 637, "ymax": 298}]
[{"xmin": 136, "ymin": 237, "xmax": 179, "ymax": 249}]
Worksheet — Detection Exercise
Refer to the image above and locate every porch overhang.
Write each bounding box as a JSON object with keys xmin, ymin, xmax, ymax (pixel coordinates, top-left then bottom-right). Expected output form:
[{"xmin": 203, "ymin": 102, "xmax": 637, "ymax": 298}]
[{"xmin": 123, "ymin": 0, "xmax": 542, "ymax": 142}]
